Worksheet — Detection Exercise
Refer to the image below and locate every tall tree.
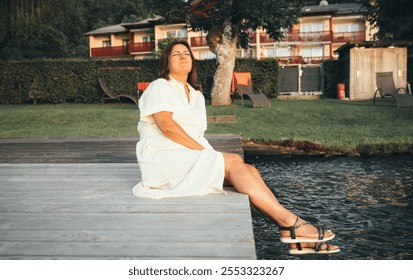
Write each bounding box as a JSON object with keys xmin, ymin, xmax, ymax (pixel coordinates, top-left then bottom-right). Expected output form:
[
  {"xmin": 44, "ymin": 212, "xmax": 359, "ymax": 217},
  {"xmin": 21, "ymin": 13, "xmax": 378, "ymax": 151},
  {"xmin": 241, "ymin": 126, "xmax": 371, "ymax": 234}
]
[
  {"xmin": 0, "ymin": 0, "xmax": 86, "ymax": 59},
  {"xmin": 147, "ymin": 0, "xmax": 303, "ymax": 106},
  {"xmin": 0, "ymin": 0, "xmax": 149, "ymax": 59},
  {"xmin": 362, "ymin": 0, "xmax": 413, "ymax": 40}
]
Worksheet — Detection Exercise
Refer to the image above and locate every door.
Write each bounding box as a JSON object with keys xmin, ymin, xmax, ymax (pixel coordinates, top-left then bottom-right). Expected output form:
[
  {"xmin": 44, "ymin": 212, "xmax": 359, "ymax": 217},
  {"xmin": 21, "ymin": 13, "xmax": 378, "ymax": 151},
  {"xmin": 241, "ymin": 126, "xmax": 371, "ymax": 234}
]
[
  {"xmin": 279, "ymin": 66, "xmax": 299, "ymax": 94},
  {"xmin": 301, "ymin": 65, "xmax": 322, "ymax": 93}
]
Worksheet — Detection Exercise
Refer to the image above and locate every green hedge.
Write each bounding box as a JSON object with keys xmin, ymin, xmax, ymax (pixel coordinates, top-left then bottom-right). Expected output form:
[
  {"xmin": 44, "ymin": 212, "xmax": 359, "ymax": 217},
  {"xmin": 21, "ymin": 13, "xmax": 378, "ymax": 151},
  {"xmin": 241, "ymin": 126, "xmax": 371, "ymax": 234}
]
[
  {"xmin": 0, "ymin": 57, "xmax": 278, "ymax": 104},
  {"xmin": 235, "ymin": 58, "xmax": 279, "ymax": 98},
  {"xmin": 0, "ymin": 60, "xmax": 98, "ymax": 104},
  {"xmin": 322, "ymin": 59, "xmax": 340, "ymax": 98}
]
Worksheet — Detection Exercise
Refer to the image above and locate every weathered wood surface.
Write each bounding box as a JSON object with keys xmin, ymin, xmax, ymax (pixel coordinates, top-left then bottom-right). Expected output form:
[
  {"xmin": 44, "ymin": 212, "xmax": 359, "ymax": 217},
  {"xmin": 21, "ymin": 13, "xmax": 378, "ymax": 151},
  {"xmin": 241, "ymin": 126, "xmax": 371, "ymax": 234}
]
[
  {"xmin": 0, "ymin": 163, "xmax": 256, "ymax": 259},
  {"xmin": 0, "ymin": 135, "xmax": 255, "ymax": 259},
  {"xmin": 0, "ymin": 134, "xmax": 243, "ymax": 163}
]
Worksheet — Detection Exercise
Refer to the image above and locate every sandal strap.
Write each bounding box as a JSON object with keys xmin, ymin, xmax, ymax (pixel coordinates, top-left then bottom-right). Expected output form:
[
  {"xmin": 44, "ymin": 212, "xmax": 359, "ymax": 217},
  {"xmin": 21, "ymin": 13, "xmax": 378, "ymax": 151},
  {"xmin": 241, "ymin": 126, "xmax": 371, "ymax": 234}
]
[
  {"xmin": 318, "ymin": 227, "xmax": 325, "ymax": 241},
  {"xmin": 315, "ymin": 242, "xmax": 331, "ymax": 252},
  {"xmin": 278, "ymin": 216, "xmax": 313, "ymax": 240}
]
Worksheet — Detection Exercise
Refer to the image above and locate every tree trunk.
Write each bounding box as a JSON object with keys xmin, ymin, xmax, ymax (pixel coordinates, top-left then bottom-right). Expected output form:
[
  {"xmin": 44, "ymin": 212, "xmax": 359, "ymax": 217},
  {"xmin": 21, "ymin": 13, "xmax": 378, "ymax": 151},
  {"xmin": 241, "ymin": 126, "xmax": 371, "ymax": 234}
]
[{"xmin": 209, "ymin": 21, "xmax": 237, "ymax": 106}]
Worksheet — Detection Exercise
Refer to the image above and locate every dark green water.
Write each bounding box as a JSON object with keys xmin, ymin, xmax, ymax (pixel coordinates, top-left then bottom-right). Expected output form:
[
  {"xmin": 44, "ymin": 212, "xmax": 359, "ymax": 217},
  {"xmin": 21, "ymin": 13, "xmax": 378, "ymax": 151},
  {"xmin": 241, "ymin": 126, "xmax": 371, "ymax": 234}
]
[{"xmin": 246, "ymin": 155, "xmax": 413, "ymax": 260}]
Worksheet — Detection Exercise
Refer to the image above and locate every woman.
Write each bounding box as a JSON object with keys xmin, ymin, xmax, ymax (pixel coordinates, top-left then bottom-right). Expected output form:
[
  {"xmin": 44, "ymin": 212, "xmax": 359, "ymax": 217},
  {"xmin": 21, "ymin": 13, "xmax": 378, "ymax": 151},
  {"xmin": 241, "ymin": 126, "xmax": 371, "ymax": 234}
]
[{"xmin": 133, "ymin": 40, "xmax": 339, "ymax": 255}]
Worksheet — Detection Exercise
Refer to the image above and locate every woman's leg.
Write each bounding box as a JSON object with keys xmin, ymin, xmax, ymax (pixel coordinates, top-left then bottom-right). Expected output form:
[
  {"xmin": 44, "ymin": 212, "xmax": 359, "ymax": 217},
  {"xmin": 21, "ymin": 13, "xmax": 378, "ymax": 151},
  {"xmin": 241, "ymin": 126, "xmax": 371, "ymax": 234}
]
[{"xmin": 223, "ymin": 153, "xmax": 338, "ymax": 248}]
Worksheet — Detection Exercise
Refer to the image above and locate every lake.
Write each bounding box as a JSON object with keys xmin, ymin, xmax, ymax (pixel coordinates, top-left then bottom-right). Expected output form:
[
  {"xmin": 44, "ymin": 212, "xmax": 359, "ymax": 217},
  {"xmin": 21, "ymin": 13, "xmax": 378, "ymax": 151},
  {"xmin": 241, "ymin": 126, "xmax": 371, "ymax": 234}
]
[{"xmin": 246, "ymin": 155, "xmax": 413, "ymax": 260}]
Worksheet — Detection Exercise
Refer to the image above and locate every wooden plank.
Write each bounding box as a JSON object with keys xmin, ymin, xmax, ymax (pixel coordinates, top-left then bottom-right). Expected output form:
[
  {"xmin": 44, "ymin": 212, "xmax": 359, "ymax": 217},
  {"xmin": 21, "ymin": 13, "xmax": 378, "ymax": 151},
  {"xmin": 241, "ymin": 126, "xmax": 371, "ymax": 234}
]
[
  {"xmin": 0, "ymin": 163, "xmax": 256, "ymax": 259},
  {"xmin": 0, "ymin": 134, "xmax": 243, "ymax": 163},
  {"xmin": 0, "ymin": 228, "xmax": 251, "ymax": 242},
  {"xmin": 0, "ymin": 241, "xmax": 255, "ymax": 260}
]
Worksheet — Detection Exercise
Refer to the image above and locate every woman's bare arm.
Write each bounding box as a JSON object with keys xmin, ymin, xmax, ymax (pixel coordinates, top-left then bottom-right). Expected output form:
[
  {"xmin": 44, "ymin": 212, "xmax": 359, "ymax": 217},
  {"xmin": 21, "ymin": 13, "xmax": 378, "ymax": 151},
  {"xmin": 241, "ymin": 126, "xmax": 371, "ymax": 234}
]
[{"xmin": 152, "ymin": 111, "xmax": 204, "ymax": 150}]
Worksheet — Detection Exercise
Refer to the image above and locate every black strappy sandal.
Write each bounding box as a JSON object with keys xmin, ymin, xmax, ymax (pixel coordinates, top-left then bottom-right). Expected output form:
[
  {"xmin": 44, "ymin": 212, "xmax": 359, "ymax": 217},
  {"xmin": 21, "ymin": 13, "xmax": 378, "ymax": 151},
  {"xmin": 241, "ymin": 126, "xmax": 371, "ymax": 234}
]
[{"xmin": 279, "ymin": 216, "xmax": 335, "ymax": 244}]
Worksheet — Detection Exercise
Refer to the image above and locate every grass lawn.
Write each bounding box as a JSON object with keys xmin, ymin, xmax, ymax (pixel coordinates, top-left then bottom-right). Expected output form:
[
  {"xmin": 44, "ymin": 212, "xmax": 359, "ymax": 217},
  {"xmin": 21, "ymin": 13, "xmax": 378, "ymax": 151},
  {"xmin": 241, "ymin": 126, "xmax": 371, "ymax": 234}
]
[{"xmin": 1, "ymin": 99, "xmax": 412, "ymax": 154}]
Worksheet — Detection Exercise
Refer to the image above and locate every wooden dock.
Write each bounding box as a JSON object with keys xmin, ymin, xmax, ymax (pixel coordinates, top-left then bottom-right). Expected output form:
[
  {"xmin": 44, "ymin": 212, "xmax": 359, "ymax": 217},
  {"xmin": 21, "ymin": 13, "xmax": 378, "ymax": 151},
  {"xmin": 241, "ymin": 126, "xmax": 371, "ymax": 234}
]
[
  {"xmin": 0, "ymin": 135, "xmax": 256, "ymax": 259},
  {"xmin": 0, "ymin": 134, "xmax": 244, "ymax": 163}
]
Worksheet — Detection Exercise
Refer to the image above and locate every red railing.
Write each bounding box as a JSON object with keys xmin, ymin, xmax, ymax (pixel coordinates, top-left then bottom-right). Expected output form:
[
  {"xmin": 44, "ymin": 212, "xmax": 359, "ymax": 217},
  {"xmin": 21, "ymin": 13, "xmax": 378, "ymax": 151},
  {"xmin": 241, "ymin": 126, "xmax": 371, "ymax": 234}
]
[
  {"xmin": 281, "ymin": 31, "xmax": 333, "ymax": 42},
  {"xmin": 128, "ymin": 42, "xmax": 155, "ymax": 53},
  {"xmin": 332, "ymin": 31, "xmax": 365, "ymax": 43},
  {"xmin": 91, "ymin": 46, "xmax": 128, "ymax": 57},
  {"xmin": 261, "ymin": 30, "xmax": 365, "ymax": 43},
  {"xmin": 158, "ymin": 37, "xmax": 189, "ymax": 44},
  {"xmin": 260, "ymin": 33, "xmax": 277, "ymax": 43},
  {"xmin": 191, "ymin": 36, "xmax": 208, "ymax": 47},
  {"xmin": 249, "ymin": 33, "xmax": 257, "ymax": 44},
  {"xmin": 277, "ymin": 56, "xmax": 332, "ymax": 65}
]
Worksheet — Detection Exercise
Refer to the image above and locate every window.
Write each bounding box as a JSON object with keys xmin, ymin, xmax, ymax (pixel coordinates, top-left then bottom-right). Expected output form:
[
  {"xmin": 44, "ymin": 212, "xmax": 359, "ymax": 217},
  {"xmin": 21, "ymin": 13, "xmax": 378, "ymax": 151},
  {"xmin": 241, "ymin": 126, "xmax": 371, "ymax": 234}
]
[
  {"xmin": 276, "ymin": 47, "xmax": 291, "ymax": 57},
  {"xmin": 123, "ymin": 39, "xmax": 129, "ymax": 46},
  {"xmin": 263, "ymin": 48, "xmax": 275, "ymax": 58},
  {"xmin": 301, "ymin": 23, "xmax": 324, "ymax": 33},
  {"xmin": 198, "ymin": 51, "xmax": 216, "ymax": 59},
  {"xmin": 103, "ymin": 40, "xmax": 111, "ymax": 47},
  {"xmin": 336, "ymin": 24, "xmax": 360, "ymax": 32},
  {"xmin": 262, "ymin": 46, "xmax": 291, "ymax": 59},
  {"xmin": 300, "ymin": 47, "xmax": 323, "ymax": 58},
  {"xmin": 166, "ymin": 30, "xmax": 187, "ymax": 39},
  {"xmin": 142, "ymin": 36, "xmax": 155, "ymax": 43}
]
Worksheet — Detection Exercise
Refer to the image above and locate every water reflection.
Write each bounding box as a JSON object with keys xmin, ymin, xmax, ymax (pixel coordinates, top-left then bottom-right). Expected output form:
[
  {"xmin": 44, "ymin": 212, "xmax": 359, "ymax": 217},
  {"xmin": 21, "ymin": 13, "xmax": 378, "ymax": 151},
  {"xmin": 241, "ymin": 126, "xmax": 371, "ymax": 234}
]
[{"xmin": 246, "ymin": 155, "xmax": 413, "ymax": 260}]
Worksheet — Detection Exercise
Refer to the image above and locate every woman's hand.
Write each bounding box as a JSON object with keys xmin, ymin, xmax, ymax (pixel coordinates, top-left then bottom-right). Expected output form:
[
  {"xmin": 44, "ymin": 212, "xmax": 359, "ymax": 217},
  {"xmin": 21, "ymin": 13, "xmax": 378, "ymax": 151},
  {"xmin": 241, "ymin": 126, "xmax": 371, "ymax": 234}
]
[{"xmin": 152, "ymin": 111, "xmax": 204, "ymax": 150}]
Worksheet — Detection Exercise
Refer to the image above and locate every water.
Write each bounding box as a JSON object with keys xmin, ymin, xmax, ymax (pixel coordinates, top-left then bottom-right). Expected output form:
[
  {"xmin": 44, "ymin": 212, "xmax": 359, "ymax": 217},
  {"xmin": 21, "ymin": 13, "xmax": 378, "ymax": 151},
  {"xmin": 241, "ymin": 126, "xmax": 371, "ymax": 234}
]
[{"xmin": 246, "ymin": 155, "xmax": 413, "ymax": 260}]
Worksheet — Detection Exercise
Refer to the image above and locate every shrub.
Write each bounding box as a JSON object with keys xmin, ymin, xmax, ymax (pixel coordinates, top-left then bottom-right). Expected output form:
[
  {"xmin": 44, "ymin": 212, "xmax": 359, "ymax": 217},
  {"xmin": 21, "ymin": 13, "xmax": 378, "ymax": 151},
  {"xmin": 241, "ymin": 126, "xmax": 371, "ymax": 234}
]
[
  {"xmin": 322, "ymin": 59, "xmax": 340, "ymax": 98},
  {"xmin": 0, "ymin": 58, "xmax": 279, "ymax": 104}
]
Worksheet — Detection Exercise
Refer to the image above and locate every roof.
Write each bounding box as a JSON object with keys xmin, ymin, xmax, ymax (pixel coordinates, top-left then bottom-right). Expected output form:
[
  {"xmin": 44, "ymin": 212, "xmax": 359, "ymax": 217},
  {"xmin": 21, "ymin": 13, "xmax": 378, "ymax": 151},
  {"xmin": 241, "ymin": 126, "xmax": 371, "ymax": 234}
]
[
  {"xmin": 334, "ymin": 41, "xmax": 413, "ymax": 54},
  {"xmin": 84, "ymin": 24, "xmax": 127, "ymax": 36},
  {"xmin": 121, "ymin": 17, "xmax": 163, "ymax": 29},
  {"xmin": 301, "ymin": 3, "xmax": 364, "ymax": 16}
]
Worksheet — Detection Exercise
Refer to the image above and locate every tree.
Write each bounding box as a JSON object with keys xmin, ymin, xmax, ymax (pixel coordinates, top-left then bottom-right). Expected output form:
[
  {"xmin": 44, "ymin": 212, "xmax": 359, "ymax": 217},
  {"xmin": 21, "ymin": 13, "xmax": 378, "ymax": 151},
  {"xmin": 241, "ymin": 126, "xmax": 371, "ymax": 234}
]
[
  {"xmin": 147, "ymin": 0, "xmax": 303, "ymax": 106},
  {"xmin": 0, "ymin": 0, "xmax": 148, "ymax": 59},
  {"xmin": 0, "ymin": 0, "xmax": 86, "ymax": 59},
  {"xmin": 362, "ymin": 0, "xmax": 413, "ymax": 41}
]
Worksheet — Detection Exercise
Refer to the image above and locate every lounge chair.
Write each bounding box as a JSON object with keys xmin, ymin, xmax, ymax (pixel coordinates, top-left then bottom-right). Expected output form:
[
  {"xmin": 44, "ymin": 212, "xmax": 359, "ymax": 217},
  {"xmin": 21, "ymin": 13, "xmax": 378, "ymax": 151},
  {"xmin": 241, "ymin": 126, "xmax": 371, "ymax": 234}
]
[
  {"xmin": 99, "ymin": 77, "xmax": 138, "ymax": 105},
  {"xmin": 373, "ymin": 72, "xmax": 413, "ymax": 107},
  {"xmin": 231, "ymin": 72, "xmax": 271, "ymax": 108},
  {"xmin": 137, "ymin": 81, "xmax": 151, "ymax": 98}
]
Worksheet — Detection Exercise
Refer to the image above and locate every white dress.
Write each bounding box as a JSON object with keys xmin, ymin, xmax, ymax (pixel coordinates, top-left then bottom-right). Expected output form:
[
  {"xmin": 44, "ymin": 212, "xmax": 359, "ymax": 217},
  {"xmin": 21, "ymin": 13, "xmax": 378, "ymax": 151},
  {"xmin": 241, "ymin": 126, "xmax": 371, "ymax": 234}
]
[{"xmin": 132, "ymin": 76, "xmax": 226, "ymax": 199}]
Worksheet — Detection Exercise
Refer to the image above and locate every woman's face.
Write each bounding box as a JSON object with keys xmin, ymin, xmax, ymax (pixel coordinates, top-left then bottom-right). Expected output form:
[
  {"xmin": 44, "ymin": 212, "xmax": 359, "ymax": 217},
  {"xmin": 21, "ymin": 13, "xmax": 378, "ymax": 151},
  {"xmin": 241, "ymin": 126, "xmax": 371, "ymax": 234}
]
[{"xmin": 168, "ymin": 44, "xmax": 192, "ymax": 77}]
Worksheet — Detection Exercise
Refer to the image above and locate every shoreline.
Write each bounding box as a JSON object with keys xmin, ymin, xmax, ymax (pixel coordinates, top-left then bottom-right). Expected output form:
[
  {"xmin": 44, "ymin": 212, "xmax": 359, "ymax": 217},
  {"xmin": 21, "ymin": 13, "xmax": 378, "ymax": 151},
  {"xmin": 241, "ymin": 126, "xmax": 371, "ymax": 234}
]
[
  {"xmin": 0, "ymin": 136, "xmax": 412, "ymax": 159},
  {"xmin": 243, "ymin": 139, "xmax": 413, "ymax": 158}
]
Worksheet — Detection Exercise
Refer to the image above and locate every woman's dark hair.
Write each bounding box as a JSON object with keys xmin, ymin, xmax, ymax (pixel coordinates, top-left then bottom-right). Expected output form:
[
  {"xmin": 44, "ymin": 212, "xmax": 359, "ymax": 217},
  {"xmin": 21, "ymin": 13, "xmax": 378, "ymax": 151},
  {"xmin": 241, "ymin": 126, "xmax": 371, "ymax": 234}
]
[{"xmin": 158, "ymin": 40, "xmax": 200, "ymax": 90}]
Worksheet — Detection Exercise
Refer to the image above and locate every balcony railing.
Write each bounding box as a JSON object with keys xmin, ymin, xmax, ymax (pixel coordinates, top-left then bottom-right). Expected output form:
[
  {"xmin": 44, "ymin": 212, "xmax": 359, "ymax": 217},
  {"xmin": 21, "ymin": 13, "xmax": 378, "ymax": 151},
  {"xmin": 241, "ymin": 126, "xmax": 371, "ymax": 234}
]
[
  {"xmin": 281, "ymin": 31, "xmax": 333, "ymax": 42},
  {"xmin": 91, "ymin": 46, "xmax": 128, "ymax": 57},
  {"xmin": 158, "ymin": 37, "xmax": 189, "ymax": 45},
  {"xmin": 128, "ymin": 42, "xmax": 155, "ymax": 53},
  {"xmin": 277, "ymin": 56, "xmax": 333, "ymax": 65},
  {"xmin": 332, "ymin": 31, "xmax": 365, "ymax": 43},
  {"xmin": 260, "ymin": 30, "xmax": 365, "ymax": 43}
]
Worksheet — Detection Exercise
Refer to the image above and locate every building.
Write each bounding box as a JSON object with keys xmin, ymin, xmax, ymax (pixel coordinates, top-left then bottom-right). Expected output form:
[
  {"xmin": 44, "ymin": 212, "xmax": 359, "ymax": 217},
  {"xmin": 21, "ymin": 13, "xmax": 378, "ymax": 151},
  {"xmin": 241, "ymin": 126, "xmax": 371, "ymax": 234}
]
[{"xmin": 85, "ymin": 1, "xmax": 377, "ymax": 64}]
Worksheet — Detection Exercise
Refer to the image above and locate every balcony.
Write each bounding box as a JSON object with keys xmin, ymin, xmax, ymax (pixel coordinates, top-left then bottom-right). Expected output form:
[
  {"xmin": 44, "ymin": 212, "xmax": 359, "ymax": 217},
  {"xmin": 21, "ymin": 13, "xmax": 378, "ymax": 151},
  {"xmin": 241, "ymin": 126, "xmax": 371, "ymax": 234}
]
[
  {"xmin": 277, "ymin": 56, "xmax": 333, "ymax": 65},
  {"xmin": 91, "ymin": 46, "xmax": 128, "ymax": 57},
  {"xmin": 128, "ymin": 42, "xmax": 155, "ymax": 53},
  {"xmin": 261, "ymin": 30, "xmax": 365, "ymax": 44},
  {"xmin": 158, "ymin": 37, "xmax": 189, "ymax": 45},
  {"xmin": 332, "ymin": 31, "xmax": 365, "ymax": 43},
  {"xmin": 282, "ymin": 31, "xmax": 333, "ymax": 42},
  {"xmin": 260, "ymin": 33, "xmax": 277, "ymax": 44}
]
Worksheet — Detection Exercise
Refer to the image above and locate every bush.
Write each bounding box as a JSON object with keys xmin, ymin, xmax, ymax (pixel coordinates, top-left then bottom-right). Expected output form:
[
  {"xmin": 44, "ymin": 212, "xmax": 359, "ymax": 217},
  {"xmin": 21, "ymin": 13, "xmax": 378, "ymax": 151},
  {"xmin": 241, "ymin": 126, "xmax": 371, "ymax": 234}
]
[
  {"xmin": 0, "ymin": 57, "xmax": 281, "ymax": 104},
  {"xmin": 235, "ymin": 58, "xmax": 279, "ymax": 97},
  {"xmin": 322, "ymin": 59, "xmax": 340, "ymax": 98},
  {"xmin": 0, "ymin": 59, "xmax": 98, "ymax": 104}
]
